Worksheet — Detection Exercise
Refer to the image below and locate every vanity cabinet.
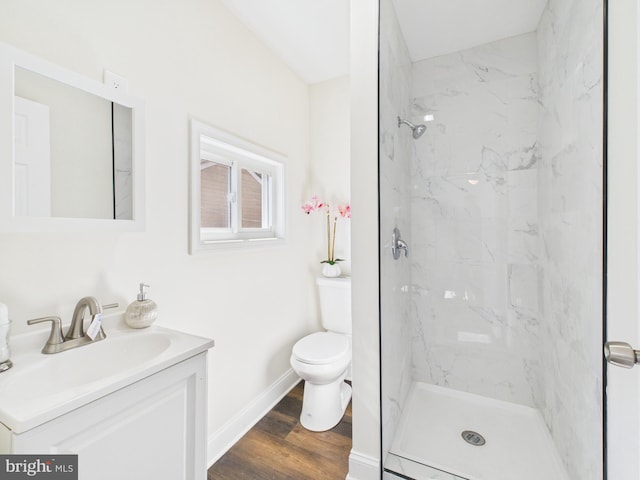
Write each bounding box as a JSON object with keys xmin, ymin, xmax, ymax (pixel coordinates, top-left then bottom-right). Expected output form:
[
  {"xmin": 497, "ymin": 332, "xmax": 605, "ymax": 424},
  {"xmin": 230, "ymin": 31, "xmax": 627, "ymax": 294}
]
[{"xmin": 1, "ymin": 353, "xmax": 208, "ymax": 480}]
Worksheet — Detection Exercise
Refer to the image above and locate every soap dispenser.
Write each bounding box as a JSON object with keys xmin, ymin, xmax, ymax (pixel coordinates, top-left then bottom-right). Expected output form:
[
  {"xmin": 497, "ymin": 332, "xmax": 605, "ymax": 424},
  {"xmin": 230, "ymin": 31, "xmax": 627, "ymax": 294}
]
[{"xmin": 125, "ymin": 283, "xmax": 158, "ymax": 329}]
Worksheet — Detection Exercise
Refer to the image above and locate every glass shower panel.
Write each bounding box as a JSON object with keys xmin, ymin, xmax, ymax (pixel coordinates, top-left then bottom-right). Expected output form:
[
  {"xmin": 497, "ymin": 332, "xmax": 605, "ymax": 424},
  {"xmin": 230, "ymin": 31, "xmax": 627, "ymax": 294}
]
[
  {"xmin": 379, "ymin": 0, "xmax": 605, "ymax": 479},
  {"xmin": 378, "ymin": 0, "xmax": 414, "ymax": 461}
]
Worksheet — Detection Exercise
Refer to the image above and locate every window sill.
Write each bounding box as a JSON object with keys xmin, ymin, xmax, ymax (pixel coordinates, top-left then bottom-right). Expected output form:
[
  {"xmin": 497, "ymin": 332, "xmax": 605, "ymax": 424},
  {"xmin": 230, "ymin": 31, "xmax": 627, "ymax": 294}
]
[{"xmin": 189, "ymin": 236, "xmax": 286, "ymax": 254}]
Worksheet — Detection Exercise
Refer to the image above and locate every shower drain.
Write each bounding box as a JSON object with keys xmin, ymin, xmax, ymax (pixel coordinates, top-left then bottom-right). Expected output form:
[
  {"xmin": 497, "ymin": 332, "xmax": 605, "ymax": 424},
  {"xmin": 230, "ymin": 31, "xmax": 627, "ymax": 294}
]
[{"xmin": 461, "ymin": 430, "xmax": 486, "ymax": 446}]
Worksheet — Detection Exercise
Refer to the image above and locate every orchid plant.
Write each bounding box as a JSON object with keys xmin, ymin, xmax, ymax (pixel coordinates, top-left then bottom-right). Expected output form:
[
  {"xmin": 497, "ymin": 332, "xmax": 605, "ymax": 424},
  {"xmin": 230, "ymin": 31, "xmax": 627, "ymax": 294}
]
[{"xmin": 301, "ymin": 195, "xmax": 351, "ymax": 265}]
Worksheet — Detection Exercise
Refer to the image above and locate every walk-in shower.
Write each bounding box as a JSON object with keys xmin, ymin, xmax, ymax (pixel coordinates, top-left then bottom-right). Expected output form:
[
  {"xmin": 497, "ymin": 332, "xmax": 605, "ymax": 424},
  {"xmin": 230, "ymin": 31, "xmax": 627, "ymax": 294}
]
[{"xmin": 379, "ymin": 0, "xmax": 605, "ymax": 479}]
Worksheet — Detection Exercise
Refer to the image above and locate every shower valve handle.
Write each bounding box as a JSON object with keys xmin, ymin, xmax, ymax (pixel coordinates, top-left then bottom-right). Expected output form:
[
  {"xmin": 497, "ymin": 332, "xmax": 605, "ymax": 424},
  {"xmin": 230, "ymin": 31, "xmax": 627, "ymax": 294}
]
[
  {"xmin": 397, "ymin": 239, "xmax": 408, "ymax": 257},
  {"xmin": 604, "ymin": 341, "xmax": 640, "ymax": 369},
  {"xmin": 391, "ymin": 227, "xmax": 409, "ymax": 260}
]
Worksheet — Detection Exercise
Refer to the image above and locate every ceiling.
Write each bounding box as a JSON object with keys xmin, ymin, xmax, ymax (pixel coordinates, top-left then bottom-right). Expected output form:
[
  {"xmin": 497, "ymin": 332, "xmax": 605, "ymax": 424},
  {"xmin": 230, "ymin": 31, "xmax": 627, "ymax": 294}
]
[
  {"xmin": 219, "ymin": 0, "xmax": 547, "ymax": 85},
  {"xmin": 392, "ymin": 0, "xmax": 548, "ymax": 62},
  {"xmin": 218, "ymin": 0, "xmax": 350, "ymax": 85}
]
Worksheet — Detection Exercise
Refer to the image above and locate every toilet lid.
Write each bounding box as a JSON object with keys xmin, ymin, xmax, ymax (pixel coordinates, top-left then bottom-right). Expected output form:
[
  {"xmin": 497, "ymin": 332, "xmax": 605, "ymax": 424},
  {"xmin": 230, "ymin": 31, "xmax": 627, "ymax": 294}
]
[{"xmin": 292, "ymin": 332, "xmax": 350, "ymax": 365}]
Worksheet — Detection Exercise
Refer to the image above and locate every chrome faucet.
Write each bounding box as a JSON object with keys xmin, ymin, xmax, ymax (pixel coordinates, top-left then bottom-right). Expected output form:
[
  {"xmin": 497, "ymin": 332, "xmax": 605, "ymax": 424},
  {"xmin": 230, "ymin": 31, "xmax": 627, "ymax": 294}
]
[{"xmin": 28, "ymin": 297, "xmax": 118, "ymax": 354}]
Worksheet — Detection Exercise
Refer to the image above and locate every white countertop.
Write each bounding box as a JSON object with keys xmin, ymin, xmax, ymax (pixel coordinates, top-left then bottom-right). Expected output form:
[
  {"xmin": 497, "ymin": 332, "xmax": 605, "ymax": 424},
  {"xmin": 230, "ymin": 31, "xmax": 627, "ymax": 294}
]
[{"xmin": 0, "ymin": 314, "xmax": 214, "ymax": 434}]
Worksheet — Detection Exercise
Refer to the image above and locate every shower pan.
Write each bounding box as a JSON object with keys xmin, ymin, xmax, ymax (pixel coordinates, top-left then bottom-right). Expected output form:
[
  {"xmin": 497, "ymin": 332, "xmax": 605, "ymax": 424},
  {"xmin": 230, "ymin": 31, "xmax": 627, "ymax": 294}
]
[{"xmin": 378, "ymin": 0, "xmax": 605, "ymax": 479}]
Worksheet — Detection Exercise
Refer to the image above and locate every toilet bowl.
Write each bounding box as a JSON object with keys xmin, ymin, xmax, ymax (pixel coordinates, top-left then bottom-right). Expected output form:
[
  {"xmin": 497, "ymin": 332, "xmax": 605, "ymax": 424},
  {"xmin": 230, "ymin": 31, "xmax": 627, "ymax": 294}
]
[
  {"xmin": 290, "ymin": 331, "xmax": 352, "ymax": 431},
  {"xmin": 291, "ymin": 276, "xmax": 352, "ymax": 431}
]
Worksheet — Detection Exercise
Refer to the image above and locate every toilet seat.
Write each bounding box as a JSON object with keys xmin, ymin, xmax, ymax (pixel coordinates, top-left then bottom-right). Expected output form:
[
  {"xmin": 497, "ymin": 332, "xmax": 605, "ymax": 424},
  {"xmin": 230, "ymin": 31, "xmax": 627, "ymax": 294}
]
[{"xmin": 292, "ymin": 332, "xmax": 350, "ymax": 365}]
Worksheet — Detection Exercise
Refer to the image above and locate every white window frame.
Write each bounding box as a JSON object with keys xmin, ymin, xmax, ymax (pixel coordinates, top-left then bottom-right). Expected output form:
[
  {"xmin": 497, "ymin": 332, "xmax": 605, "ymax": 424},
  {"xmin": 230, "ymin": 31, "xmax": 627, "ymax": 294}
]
[{"xmin": 189, "ymin": 119, "xmax": 286, "ymax": 253}]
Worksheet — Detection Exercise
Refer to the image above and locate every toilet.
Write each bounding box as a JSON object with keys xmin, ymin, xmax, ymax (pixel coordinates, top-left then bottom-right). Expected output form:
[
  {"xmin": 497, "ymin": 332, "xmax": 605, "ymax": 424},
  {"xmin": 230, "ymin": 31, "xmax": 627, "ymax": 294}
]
[{"xmin": 290, "ymin": 276, "xmax": 352, "ymax": 432}]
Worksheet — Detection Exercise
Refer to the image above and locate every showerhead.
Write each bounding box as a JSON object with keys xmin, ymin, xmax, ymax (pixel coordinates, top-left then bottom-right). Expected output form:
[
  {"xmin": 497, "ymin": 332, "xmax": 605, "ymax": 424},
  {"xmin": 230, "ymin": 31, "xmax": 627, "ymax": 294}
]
[
  {"xmin": 412, "ymin": 123, "xmax": 427, "ymax": 139},
  {"xmin": 397, "ymin": 116, "xmax": 426, "ymax": 139}
]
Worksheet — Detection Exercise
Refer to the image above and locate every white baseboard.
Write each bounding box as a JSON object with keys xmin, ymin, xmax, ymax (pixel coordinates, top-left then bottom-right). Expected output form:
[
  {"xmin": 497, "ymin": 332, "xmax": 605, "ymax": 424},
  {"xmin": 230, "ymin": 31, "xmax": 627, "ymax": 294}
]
[
  {"xmin": 347, "ymin": 450, "xmax": 381, "ymax": 480},
  {"xmin": 207, "ymin": 368, "xmax": 300, "ymax": 467}
]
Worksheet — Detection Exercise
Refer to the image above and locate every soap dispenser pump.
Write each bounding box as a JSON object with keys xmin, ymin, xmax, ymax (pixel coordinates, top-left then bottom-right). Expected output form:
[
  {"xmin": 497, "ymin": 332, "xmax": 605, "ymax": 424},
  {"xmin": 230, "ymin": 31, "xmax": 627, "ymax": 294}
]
[{"xmin": 125, "ymin": 283, "xmax": 158, "ymax": 329}]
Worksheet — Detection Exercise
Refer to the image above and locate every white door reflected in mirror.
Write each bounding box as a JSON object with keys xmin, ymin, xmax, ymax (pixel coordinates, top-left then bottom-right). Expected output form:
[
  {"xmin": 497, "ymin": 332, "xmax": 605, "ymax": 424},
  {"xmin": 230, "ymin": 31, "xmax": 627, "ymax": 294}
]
[{"xmin": 14, "ymin": 96, "xmax": 50, "ymax": 217}]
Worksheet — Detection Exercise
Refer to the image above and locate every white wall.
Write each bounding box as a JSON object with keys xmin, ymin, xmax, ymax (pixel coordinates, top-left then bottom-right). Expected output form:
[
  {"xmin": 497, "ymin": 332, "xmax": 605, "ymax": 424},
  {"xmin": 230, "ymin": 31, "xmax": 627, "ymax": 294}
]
[
  {"xmin": 349, "ymin": 0, "xmax": 382, "ymax": 477},
  {"xmin": 0, "ymin": 0, "xmax": 319, "ymax": 457},
  {"xmin": 308, "ymin": 76, "xmax": 352, "ymax": 275},
  {"xmin": 607, "ymin": 0, "xmax": 640, "ymax": 478}
]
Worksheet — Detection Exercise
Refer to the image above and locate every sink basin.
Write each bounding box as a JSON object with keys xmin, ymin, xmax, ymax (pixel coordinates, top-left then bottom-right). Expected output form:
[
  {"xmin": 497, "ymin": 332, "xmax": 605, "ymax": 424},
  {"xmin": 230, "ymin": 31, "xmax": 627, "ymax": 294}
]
[
  {"xmin": 0, "ymin": 316, "xmax": 213, "ymax": 433},
  {"xmin": 3, "ymin": 332, "xmax": 171, "ymax": 393}
]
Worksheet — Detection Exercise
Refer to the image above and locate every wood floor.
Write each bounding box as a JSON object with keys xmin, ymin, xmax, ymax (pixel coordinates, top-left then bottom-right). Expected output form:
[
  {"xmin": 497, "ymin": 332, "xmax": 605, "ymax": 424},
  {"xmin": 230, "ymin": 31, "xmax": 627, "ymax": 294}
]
[{"xmin": 208, "ymin": 381, "xmax": 352, "ymax": 480}]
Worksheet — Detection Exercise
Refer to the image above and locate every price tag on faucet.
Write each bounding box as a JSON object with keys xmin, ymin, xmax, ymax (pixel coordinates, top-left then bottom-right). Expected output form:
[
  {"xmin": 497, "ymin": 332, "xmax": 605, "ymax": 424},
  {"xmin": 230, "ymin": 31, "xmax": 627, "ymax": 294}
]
[{"xmin": 86, "ymin": 313, "xmax": 103, "ymax": 340}]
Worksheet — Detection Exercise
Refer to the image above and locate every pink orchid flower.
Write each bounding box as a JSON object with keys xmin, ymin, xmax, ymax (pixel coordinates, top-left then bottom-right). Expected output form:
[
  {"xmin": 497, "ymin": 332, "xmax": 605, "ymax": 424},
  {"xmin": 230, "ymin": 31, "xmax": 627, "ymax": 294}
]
[
  {"xmin": 338, "ymin": 204, "xmax": 351, "ymax": 219},
  {"xmin": 301, "ymin": 195, "xmax": 326, "ymax": 214},
  {"xmin": 302, "ymin": 195, "xmax": 351, "ymax": 264},
  {"xmin": 312, "ymin": 195, "xmax": 325, "ymax": 210}
]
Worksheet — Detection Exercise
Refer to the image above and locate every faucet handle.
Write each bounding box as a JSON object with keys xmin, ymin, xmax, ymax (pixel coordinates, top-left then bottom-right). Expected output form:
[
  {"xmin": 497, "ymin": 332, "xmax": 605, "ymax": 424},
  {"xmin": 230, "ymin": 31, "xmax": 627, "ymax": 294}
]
[
  {"xmin": 27, "ymin": 316, "xmax": 65, "ymax": 354},
  {"xmin": 101, "ymin": 303, "xmax": 119, "ymax": 310}
]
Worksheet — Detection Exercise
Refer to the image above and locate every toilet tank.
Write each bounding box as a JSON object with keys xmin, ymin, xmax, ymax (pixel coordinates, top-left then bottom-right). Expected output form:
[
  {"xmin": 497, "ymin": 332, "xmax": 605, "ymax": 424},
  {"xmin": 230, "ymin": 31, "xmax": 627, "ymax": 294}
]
[{"xmin": 316, "ymin": 276, "xmax": 352, "ymax": 335}]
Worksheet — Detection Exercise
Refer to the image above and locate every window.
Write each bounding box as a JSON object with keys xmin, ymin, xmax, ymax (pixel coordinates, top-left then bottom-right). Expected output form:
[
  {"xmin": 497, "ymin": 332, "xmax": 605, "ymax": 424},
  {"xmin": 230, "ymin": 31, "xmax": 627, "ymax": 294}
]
[{"xmin": 189, "ymin": 120, "xmax": 285, "ymax": 253}]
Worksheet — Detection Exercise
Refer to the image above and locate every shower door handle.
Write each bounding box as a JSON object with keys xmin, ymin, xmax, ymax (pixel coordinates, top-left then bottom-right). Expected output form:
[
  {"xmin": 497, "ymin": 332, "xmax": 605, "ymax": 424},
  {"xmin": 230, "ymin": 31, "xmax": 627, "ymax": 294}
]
[{"xmin": 604, "ymin": 341, "xmax": 640, "ymax": 369}]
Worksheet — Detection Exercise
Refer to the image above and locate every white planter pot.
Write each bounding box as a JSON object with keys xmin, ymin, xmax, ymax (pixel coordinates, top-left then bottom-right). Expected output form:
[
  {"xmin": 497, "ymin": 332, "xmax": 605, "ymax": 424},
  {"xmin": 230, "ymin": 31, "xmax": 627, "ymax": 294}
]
[{"xmin": 322, "ymin": 263, "xmax": 342, "ymax": 278}]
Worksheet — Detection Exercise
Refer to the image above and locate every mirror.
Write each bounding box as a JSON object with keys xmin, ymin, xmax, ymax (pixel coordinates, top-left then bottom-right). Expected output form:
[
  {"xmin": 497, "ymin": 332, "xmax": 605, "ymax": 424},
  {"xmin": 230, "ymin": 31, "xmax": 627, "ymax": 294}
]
[{"xmin": 0, "ymin": 42, "xmax": 145, "ymax": 231}]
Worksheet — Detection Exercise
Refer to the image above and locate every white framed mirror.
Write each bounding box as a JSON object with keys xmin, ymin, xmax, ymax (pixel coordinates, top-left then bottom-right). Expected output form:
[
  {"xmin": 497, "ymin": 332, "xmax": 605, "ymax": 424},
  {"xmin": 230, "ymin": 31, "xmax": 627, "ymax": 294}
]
[{"xmin": 0, "ymin": 42, "xmax": 145, "ymax": 232}]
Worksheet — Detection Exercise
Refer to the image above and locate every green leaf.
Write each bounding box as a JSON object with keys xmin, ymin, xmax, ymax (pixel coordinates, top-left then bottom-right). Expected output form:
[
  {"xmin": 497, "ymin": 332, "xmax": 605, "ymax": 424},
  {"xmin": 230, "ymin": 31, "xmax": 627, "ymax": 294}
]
[{"xmin": 320, "ymin": 259, "xmax": 345, "ymax": 265}]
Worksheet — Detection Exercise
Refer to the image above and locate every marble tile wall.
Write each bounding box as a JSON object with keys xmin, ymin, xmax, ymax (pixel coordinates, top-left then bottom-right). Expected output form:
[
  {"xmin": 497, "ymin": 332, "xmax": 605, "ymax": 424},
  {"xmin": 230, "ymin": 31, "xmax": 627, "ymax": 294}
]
[
  {"xmin": 379, "ymin": 0, "xmax": 413, "ymax": 458},
  {"xmin": 409, "ymin": 32, "xmax": 540, "ymax": 407},
  {"xmin": 536, "ymin": 0, "xmax": 604, "ymax": 477}
]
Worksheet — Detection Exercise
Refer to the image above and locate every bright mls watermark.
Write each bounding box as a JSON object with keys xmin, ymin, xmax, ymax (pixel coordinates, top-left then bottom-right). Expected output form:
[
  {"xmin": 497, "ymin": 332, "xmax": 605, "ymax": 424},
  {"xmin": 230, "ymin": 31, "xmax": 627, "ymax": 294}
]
[{"xmin": 0, "ymin": 455, "xmax": 77, "ymax": 479}]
